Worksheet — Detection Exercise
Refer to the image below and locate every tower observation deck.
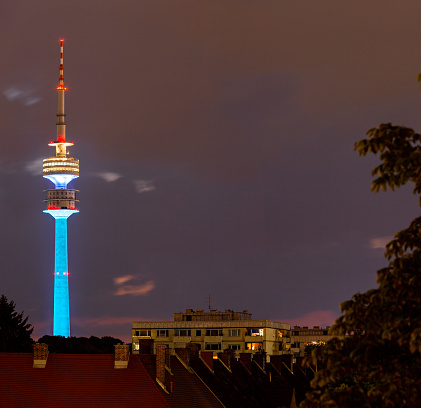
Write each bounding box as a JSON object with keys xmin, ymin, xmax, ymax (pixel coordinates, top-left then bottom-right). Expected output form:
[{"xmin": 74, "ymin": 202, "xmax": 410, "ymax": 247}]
[{"xmin": 43, "ymin": 39, "xmax": 79, "ymax": 337}]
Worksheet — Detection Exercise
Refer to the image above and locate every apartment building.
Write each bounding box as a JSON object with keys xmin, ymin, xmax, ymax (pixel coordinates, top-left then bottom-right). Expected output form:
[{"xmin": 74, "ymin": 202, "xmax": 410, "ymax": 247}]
[
  {"xmin": 132, "ymin": 308, "xmax": 292, "ymax": 356},
  {"xmin": 290, "ymin": 325, "xmax": 335, "ymax": 356}
]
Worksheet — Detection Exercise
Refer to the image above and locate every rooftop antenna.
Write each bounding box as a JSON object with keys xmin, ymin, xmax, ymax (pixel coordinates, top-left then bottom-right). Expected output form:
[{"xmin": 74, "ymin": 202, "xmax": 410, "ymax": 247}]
[{"xmin": 205, "ymin": 294, "xmax": 213, "ymax": 310}]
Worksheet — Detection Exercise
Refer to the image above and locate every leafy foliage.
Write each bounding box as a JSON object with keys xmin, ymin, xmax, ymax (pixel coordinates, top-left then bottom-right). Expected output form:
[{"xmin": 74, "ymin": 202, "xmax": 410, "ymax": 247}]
[
  {"xmin": 355, "ymin": 124, "xmax": 421, "ymax": 200},
  {"xmin": 37, "ymin": 335, "xmax": 125, "ymax": 354},
  {"xmin": 301, "ymin": 124, "xmax": 421, "ymax": 408},
  {"xmin": 0, "ymin": 295, "xmax": 34, "ymax": 352},
  {"xmin": 304, "ymin": 342, "xmax": 325, "ymax": 357}
]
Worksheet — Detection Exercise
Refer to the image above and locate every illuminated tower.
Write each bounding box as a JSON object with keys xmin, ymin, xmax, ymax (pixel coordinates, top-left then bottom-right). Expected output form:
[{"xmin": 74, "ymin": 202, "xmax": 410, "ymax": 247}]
[{"xmin": 43, "ymin": 39, "xmax": 79, "ymax": 337}]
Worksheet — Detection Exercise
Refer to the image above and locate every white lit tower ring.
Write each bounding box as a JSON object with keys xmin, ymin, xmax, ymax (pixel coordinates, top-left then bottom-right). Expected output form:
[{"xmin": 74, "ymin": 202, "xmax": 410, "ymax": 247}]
[{"xmin": 43, "ymin": 39, "xmax": 79, "ymax": 337}]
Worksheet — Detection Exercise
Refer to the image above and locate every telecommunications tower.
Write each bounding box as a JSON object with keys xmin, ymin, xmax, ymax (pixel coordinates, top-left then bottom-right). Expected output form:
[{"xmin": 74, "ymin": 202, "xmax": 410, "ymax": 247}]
[{"xmin": 43, "ymin": 39, "xmax": 79, "ymax": 337}]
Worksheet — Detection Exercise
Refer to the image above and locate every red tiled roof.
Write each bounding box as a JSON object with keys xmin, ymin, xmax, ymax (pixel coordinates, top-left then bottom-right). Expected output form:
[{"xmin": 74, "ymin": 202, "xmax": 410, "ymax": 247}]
[{"xmin": 0, "ymin": 353, "xmax": 170, "ymax": 408}]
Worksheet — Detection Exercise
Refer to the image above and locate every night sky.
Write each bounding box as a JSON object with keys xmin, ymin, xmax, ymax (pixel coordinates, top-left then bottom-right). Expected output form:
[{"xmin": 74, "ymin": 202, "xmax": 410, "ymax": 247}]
[{"xmin": 1, "ymin": 1, "xmax": 421, "ymax": 342}]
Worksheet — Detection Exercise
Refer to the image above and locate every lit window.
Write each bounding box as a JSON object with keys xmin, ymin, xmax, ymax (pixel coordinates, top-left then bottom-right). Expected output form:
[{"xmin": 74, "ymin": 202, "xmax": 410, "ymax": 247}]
[
  {"xmin": 246, "ymin": 342, "xmax": 263, "ymax": 351},
  {"xmin": 246, "ymin": 328, "xmax": 264, "ymax": 336},
  {"xmin": 304, "ymin": 341, "xmax": 326, "ymax": 346}
]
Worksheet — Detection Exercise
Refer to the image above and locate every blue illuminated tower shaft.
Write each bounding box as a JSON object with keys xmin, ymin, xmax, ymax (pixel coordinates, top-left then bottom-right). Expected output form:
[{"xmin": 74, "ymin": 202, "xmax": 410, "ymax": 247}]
[
  {"xmin": 53, "ymin": 217, "xmax": 70, "ymax": 337},
  {"xmin": 46, "ymin": 209, "xmax": 78, "ymax": 337}
]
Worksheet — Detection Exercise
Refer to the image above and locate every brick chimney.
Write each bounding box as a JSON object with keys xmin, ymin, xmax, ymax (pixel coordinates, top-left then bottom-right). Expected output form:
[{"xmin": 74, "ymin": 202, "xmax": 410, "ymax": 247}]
[
  {"xmin": 280, "ymin": 354, "xmax": 292, "ymax": 371},
  {"xmin": 218, "ymin": 348, "xmax": 235, "ymax": 370},
  {"xmin": 253, "ymin": 351, "xmax": 266, "ymax": 372},
  {"xmin": 187, "ymin": 343, "xmax": 199, "ymax": 360},
  {"xmin": 269, "ymin": 355, "xmax": 282, "ymax": 373},
  {"xmin": 156, "ymin": 344, "xmax": 166, "ymax": 386},
  {"xmin": 200, "ymin": 351, "xmax": 214, "ymax": 371},
  {"xmin": 114, "ymin": 343, "xmax": 130, "ymax": 369},
  {"xmin": 165, "ymin": 346, "xmax": 171, "ymax": 371},
  {"xmin": 239, "ymin": 353, "xmax": 252, "ymax": 372},
  {"xmin": 33, "ymin": 343, "xmax": 49, "ymax": 368},
  {"xmin": 174, "ymin": 347, "xmax": 190, "ymax": 366}
]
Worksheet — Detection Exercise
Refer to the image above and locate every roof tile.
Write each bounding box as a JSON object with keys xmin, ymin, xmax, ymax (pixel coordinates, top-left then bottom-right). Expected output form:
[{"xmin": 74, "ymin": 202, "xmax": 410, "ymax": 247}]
[{"xmin": 0, "ymin": 353, "xmax": 170, "ymax": 408}]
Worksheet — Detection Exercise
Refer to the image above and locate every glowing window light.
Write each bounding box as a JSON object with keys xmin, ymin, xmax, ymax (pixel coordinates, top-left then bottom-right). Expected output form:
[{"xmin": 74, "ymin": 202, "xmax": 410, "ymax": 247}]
[
  {"xmin": 43, "ymin": 168, "xmax": 79, "ymax": 175},
  {"xmin": 247, "ymin": 328, "xmax": 264, "ymax": 337},
  {"xmin": 246, "ymin": 342, "xmax": 263, "ymax": 351},
  {"xmin": 43, "ymin": 162, "xmax": 79, "ymax": 167},
  {"xmin": 43, "ymin": 168, "xmax": 79, "ymax": 172}
]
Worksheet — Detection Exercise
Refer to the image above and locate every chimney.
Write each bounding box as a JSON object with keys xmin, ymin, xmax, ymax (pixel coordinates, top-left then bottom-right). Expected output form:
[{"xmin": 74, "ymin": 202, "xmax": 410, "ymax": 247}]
[
  {"xmin": 239, "ymin": 353, "xmax": 252, "ymax": 372},
  {"xmin": 295, "ymin": 356, "xmax": 305, "ymax": 370},
  {"xmin": 114, "ymin": 343, "xmax": 130, "ymax": 369},
  {"xmin": 280, "ymin": 354, "xmax": 293, "ymax": 371},
  {"xmin": 174, "ymin": 348, "xmax": 190, "ymax": 366},
  {"xmin": 218, "ymin": 348, "xmax": 235, "ymax": 370},
  {"xmin": 188, "ymin": 343, "xmax": 199, "ymax": 360},
  {"xmin": 200, "ymin": 351, "xmax": 214, "ymax": 371},
  {"xmin": 165, "ymin": 346, "xmax": 171, "ymax": 371},
  {"xmin": 33, "ymin": 343, "xmax": 49, "ymax": 368},
  {"xmin": 156, "ymin": 344, "xmax": 166, "ymax": 386},
  {"xmin": 270, "ymin": 355, "xmax": 282, "ymax": 373},
  {"xmin": 253, "ymin": 351, "xmax": 266, "ymax": 372}
]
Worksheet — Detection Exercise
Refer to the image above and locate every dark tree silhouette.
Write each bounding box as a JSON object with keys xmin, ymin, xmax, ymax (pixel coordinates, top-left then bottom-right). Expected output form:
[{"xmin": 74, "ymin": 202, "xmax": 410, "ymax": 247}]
[
  {"xmin": 301, "ymin": 124, "xmax": 421, "ymax": 408},
  {"xmin": 0, "ymin": 295, "xmax": 34, "ymax": 352},
  {"xmin": 37, "ymin": 335, "xmax": 125, "ymax": 354}
]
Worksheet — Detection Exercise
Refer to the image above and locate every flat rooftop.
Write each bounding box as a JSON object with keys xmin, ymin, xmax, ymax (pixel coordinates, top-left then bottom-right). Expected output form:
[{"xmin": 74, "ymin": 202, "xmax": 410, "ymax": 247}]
[{"xmin": 133, "ymin": 309, "xmax": 290, "ymax": 330}]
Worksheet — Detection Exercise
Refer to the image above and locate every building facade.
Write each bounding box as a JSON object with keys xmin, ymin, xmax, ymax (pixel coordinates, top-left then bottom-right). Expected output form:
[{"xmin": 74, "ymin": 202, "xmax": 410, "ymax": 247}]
[
  {"xmin": 133, "ymin": 309, "xmax": 292, "ymax": 356},
  {"xmin": 290, "ymin": 325, "xmax": 335, "ymax": 356}
]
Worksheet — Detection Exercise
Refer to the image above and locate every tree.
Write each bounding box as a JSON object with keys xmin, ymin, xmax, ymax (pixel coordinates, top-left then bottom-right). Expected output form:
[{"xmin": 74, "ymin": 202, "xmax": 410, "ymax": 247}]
[
  {"xmin": 0, "ymin": 295, "xmax": 34, "ymax": 352},
  {"xmin": 301, "ymin": 124, "xmax": 421, "ymax": 408},
  {"xmin": 37, "ymin": 335, "xmax": 125, "ymax": 354}
]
